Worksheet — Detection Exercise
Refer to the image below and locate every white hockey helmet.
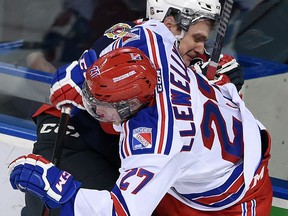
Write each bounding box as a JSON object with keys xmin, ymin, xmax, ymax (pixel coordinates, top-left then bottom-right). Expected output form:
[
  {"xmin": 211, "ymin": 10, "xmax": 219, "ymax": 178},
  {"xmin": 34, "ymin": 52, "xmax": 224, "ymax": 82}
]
[{"xmin": 146, "ymin": 0, "xmax": 221, "ymax": 31}]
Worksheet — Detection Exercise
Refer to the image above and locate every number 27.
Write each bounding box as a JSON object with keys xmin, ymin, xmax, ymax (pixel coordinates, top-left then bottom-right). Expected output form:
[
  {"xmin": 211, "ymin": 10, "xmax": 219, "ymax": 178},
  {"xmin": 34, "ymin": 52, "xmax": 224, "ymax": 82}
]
[{"xmin": 120, "ymin": 168, "xmax": 154, "ymax": 194}]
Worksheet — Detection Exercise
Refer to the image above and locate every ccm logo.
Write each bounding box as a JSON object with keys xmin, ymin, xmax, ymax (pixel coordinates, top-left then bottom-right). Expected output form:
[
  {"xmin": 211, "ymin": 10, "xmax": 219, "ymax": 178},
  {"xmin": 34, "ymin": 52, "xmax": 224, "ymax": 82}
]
[
  {"xmin": 40, "ymin": 123, "xmax": 79, "ymax": 137},
  {"xmin": 156, "ymin": 69, "xmax": 163, "ymax": 92},
  {"xmin": 56, "ymin": 171, "xmax": 71, "ymax": 192}
]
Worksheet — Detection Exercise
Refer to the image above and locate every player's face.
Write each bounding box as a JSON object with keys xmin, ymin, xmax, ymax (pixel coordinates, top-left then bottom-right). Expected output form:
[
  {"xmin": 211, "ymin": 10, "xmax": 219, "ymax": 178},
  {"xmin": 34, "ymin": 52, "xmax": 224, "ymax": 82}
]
[
  {"xmin": 94, "ymin": 105, "xmax": 122, "ymax": 125},
  {"xmin": 178, "ymin": 21, "xmax": 212, "ymax": 66},
  {"xmin": 82, "ymin": 86, "xmax": 123, "ymax": 125}
]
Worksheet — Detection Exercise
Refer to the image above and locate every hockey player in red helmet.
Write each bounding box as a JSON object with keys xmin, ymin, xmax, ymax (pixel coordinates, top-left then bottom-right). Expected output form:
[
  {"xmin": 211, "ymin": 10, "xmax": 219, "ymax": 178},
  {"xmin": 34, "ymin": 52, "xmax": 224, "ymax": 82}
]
[{"xmin": 82, "ymin": 47, "xmax": 157, "ymax": 124}]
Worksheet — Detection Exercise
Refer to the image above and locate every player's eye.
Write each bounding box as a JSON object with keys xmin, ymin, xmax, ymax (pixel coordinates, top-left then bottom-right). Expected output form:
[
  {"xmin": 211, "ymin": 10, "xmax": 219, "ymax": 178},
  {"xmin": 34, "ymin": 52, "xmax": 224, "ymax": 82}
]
[{"xmin": 193, "ymin": 35, "xmax": 207, "ymax": 43}]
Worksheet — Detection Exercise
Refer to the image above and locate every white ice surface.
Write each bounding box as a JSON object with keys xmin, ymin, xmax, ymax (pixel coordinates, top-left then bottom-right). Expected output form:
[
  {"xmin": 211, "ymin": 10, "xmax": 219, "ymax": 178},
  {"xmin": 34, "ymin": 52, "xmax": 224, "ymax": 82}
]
[{"xmin": 0, "ymin": 133, "xmax": 34, "ymax": 216}]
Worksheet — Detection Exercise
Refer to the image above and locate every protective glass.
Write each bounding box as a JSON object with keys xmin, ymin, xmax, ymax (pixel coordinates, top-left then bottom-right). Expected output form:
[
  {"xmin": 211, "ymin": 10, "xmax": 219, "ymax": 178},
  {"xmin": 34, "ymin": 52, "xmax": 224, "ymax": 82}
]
[{"xmin": 82, "ymin": 82, "xmax": 131, "ymax": 123}]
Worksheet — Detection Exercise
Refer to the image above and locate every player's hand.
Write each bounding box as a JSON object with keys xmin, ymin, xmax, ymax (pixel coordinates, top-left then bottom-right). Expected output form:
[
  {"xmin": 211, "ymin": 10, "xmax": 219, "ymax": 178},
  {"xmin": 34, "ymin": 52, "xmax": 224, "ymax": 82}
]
[
  {"xmin": 194, "ymin": 54, "xmax": 244, "ymax": 91},
  {"xmin": 50, "ymin": 49, "xmax": 97, "ymax": 110},
  {"xmin": 8, "ymin": 154, "xmax": 81, "ymax": 209},
  {"xmin": 215, "ymin": 54, "xmax": 244, "ymax": 91}
]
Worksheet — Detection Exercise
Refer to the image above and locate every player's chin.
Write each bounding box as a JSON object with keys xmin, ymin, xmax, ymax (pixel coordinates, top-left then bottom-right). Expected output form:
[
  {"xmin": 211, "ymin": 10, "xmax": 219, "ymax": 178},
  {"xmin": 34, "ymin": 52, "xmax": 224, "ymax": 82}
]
[
  {"xmin": 184, "ymin": 60, "xmax": 191, "ymax": 67},
  {"xmin": 183, "ymin": 57, "xmax": 192, "ymax": 67}
]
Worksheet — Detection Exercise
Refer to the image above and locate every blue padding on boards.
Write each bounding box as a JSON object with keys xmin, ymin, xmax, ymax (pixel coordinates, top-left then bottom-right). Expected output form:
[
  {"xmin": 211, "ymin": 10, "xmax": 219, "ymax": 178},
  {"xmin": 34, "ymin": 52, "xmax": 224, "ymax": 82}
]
[
  {"xmin": 0, "ymin": 61, "xmax": 52, "ymax": 83},
  {"xmin": 0, "ymin": 114, "xmax": 36, "ymax": 141},
  {"xmin": 238, "ymin": 54, "xmax": 288, "ymax": 80},
  {"xmin": 271, "ymin": 177, "xmax": 288, "ymax": 200}
]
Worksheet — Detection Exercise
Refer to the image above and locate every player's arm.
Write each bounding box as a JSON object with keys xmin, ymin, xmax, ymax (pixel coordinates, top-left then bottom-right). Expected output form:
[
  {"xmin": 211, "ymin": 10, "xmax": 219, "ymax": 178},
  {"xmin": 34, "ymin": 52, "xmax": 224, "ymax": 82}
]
[
  {"xmin": 50, "ymin": 21, "xmax": 138, "ymax": 111},
  {"xmin": 8, "ymin": 154, "xmax": 80, "ymax": 212},
  {"xmin": 50, "ymin": 49, "xmax": 97, "ymax": 110},
  {"xmin": 72, "ymin": 152, "xmax": 180, "ymax": 215},
  {"xmin": 9, "ymin": 108, "xmax": 180, "ymax": 215},
  {"xmin": 33, "ymin": 108, "xmax": 79, "ymax": 158},
  {"xmin": 8, "ymin": 152, "xmax": 180, "ymax": 215},
  {"xmin": 75, "ymin": 154, "xmax": 179, "ymax": 215}
]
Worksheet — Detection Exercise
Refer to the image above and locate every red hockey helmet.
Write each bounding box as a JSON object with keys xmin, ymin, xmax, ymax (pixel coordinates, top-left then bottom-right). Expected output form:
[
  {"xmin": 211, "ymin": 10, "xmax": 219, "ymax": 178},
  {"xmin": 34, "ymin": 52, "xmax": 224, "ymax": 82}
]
[{"xmin": 82, "ymin": 47, "xmax": 157, "ymax": 122}]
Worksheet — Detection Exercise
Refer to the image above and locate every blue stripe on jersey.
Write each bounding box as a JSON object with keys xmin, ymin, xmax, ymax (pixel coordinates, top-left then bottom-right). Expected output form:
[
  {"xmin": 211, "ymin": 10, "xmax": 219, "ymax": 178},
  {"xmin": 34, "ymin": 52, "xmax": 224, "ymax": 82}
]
[
  {"xmin": 120, "ymin": 137, "xmax": 126, "ymax": 159},
  {"xmin": 116, "ymin": 24, "xmax": 175, "ymax": 156},
  {"xmin": 251, "ymin": 199, "xmax": 256, "ymax": 216},
  {"xmin": 111, "ymin": 185, "xmax": 130, "ymax": 216},
  {"xmin": 242, "ymin": 202, "xmax": 247, "ymax": 215},
  {"xmin": 112, "ymin": 206, "xmax": 116, "ymax": 216},
  {"xmin": 207, "ymin": 184, "xmax": 245, "ymax": 207},
  {"xmin": 181, "ymin": 162, "xmax": 245, "ymax": 207},
  {"xmin": 154, "ymin": 34, "xmax": 174, "ymax": 155}
]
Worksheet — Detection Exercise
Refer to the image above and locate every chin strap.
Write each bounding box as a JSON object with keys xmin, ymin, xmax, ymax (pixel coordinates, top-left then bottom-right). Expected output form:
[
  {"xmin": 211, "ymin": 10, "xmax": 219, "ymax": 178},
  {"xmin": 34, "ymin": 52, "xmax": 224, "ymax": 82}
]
[{"xmin": 174, "ymin": 30, "xmax": 185, "ymax": 48}]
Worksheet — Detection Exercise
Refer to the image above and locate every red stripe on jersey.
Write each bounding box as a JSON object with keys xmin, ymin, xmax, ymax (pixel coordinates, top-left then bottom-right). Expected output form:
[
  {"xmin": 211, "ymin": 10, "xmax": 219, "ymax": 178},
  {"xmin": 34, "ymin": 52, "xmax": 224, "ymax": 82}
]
[
  {"xmin": 112, "ymin": 39, "xmax": 120, "ymax": 50},
  {"xmin": 157, "ymin": 90, "xmax": 166, "ymax": 154},
  {"xmin": 123, "ymin": 122, "xmax": 130, "ymax": 157},
  {"xmin": 111, "ymin": 192, "xmax": 128, "ymax": 216},
  {"xmin": 194, "ymin": 174, "xmax": 244, "ymax": 205},
  {"xmin": 145, "ymin": 28, "xmax": 166, "ymax": 154}
]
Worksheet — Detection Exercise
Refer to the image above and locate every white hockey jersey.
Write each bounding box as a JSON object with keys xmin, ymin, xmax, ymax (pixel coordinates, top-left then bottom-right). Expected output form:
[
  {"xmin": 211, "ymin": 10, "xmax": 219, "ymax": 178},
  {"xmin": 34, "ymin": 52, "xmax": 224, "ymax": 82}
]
[{"xmin": 62, "ymin": 19, "xmax": 263, "ymax": 216}]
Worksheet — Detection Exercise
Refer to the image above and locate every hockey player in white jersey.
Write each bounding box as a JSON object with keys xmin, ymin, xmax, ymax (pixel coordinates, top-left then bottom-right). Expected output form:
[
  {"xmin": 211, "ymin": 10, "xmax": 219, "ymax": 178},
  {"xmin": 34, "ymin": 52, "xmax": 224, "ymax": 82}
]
[
  {"xmin": 8, "ymin": 0, "xmax": 272, "ymax": 215},
  {"xmin": 9, "ymin": 45, "xmax": 272, "ymax": 215},
  {"xmin": 18, "ymin": 1, "xmax": 245, "ymax": 215}
]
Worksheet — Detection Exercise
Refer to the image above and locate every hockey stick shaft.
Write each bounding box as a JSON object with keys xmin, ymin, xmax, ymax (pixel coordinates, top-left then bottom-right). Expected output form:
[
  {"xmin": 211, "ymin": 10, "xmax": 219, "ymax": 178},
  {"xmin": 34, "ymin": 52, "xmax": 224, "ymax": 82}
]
[
  {"xmin": 41, "ymin": 106, "xmax": 71, "ymax": 216},
  {"xmin": 51, "ymin": 106, "xmax": 71, "ymax": 166},
  {"xmin": 206, "ymin": 0, "xmax": 234, "ymax": 80}
]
